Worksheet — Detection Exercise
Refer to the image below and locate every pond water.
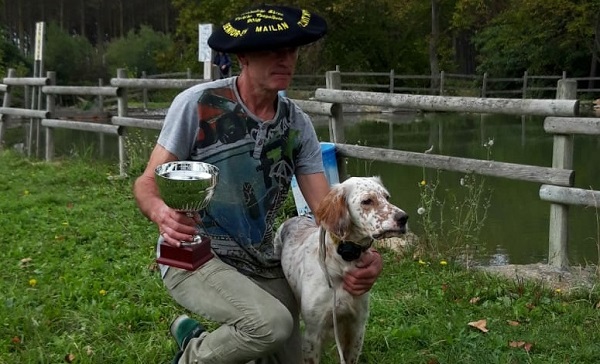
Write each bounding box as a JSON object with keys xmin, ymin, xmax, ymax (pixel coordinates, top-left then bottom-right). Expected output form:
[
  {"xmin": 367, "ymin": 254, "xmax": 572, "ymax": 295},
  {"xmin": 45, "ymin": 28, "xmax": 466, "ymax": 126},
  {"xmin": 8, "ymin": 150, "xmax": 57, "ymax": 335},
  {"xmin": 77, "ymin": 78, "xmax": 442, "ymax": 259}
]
[
  {"xmin": 311, "ymin": 112, "xmax": 600, "ymax": 266},
  {"xmin": 5, "ymin": 111, "xmax": 599, "ymax": 266}
]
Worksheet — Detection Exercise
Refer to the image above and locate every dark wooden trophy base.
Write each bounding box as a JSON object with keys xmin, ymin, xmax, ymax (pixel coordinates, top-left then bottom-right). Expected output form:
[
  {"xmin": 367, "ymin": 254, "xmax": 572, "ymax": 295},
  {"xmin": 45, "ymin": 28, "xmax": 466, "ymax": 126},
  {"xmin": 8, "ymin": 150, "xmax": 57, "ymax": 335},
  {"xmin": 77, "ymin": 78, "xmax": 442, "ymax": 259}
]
[{"xmin": 156, "ymin": 236, "xmax": 214, "ymax": 271}]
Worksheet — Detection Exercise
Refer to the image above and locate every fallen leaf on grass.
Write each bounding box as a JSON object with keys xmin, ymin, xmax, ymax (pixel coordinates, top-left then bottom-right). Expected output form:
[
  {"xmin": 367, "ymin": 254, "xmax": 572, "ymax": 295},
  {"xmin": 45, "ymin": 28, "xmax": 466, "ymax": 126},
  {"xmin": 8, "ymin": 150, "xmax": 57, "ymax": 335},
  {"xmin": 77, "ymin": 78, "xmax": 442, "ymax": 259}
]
[
  {"xmin": 509, "ymin": 341, "xmax": 533, "ymax": 352},
  {"xmin": 11, "ymin": 336, "xmax": 21, "ymax": 344},
  {"xmin": 507, "ymin": 320, "xmax": 520, "ymax": 326},
  {"xmin": 148, "ymin": 262, "xmax": 159, "ymax": 272},
  {"xmin": 64, "ymin": 353, "xmax": 76, "ymax": 363},
  {"xmin": 19, "ymin": 257, "xmax": 32, "ymax": 268},
  {"xmin": 468, "ymin": 319, "xmax": 488, "ymax": 333}
]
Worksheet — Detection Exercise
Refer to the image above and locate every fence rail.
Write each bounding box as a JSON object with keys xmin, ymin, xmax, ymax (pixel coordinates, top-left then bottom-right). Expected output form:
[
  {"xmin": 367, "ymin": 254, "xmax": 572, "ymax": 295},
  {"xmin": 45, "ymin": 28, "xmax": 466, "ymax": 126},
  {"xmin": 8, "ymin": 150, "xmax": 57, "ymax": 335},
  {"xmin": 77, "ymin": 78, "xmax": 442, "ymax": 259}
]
[
  {"xmin": 0, "ymin": 68, "xmax": 598, "ymax": 269},
  {"xmin": 333, "ymin": 143, "xmax": 574, "ymax": 186},
  {"xmin": 314, "ymin": 89, "xmax": 579, "ymax": 116},
  {"xmin": 291, "ymin": 69, "xmax": 600, "ymax": 99}
]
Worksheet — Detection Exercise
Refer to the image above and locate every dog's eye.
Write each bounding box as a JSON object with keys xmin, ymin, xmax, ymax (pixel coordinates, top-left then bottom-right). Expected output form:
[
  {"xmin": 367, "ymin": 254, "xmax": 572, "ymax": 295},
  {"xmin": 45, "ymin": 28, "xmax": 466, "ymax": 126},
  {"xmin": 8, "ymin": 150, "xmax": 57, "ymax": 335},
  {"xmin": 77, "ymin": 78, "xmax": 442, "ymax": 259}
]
[{"xmin": 361, "ymin": 198, "xmax": 373, "ymax": 205}]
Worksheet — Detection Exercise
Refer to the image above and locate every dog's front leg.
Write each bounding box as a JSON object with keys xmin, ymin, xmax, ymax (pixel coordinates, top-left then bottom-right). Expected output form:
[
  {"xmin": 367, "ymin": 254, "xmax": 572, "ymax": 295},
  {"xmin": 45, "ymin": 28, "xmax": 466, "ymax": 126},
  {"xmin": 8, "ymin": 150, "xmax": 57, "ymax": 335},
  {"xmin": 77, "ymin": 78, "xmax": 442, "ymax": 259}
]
[
  {"xmin": 301, "ymin": 318, "xmax": 324, "ymax": 364},
  {"xmin": 340, "ymin": 297, "xmax": 369, "ymax": 364},
  {"xmin": 340, "ymin": 327, "xmax": 365, "ymax": 364}
]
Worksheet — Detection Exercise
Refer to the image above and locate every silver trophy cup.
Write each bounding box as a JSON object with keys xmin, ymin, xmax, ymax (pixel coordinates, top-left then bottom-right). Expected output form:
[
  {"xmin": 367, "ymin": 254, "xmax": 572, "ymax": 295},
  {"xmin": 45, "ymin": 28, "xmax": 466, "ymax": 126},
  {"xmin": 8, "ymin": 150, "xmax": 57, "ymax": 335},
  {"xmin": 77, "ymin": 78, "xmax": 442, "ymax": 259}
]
[{"xmin": 155, "ymin": 161, "xmax": 219, "ymax": 270}]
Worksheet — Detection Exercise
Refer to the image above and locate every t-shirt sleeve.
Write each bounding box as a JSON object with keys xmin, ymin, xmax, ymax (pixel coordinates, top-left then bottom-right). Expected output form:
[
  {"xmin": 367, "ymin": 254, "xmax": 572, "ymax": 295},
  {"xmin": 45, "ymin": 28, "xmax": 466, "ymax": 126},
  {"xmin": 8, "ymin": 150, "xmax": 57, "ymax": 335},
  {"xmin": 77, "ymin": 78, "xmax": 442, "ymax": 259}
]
[
  {"xmin": 157, "ymin": 88, "xmax": 200, "ymax": 160},
  {"xmin": 289, "ymin": 101, "xmax": 324, "ymax": 176}
]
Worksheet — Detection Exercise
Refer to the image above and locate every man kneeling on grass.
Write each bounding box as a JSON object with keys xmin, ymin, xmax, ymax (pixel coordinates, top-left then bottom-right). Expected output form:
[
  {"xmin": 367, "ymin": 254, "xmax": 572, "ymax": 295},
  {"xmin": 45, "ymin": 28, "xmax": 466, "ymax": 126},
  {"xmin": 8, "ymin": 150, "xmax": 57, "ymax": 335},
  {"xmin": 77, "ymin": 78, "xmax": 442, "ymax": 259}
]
[{"xmin": 133, "ymin": 4, "xmax": 383, "ymax": 363}]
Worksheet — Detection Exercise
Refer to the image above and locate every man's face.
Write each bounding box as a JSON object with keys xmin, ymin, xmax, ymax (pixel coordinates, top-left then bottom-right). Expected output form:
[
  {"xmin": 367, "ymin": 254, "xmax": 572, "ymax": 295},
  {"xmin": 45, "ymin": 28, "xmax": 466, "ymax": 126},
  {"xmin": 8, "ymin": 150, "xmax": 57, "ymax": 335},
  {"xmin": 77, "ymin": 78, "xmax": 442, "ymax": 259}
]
[{"xmin": 240, "ymin": 47, "xmax": 299, "ymax": 92}]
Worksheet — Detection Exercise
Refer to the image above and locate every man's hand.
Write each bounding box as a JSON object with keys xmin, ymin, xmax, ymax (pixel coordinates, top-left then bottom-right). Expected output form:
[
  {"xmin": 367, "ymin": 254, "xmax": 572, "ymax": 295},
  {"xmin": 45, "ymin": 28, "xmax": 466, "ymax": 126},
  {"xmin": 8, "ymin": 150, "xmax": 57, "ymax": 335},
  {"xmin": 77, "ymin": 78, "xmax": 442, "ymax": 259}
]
[
  {"xmin": 343, "ymin": 249, "xmax": 383, "ymax": 296},
  {"xmin": 155, "ymin": 205, "xmax": 200, "ymax": 247}
]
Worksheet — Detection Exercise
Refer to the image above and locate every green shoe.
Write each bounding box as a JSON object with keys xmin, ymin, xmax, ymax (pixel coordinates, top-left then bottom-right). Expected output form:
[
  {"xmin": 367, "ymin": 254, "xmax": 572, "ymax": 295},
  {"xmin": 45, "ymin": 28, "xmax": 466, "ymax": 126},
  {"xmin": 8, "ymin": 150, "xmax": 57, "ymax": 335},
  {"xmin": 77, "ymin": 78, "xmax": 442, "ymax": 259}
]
[{"xmin": 169, "ymin": 314, "xmax": 205, "ymax": 351}]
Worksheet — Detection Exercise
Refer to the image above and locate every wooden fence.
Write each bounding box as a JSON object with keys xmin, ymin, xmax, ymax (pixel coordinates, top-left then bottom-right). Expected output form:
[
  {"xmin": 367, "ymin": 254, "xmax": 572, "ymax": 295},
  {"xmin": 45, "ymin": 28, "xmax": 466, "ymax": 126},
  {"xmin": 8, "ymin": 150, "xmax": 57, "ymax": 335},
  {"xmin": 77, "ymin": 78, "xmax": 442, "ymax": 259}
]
[
  {"xmin": 290, "ymin": 68, "xmax": 600, "ymax": 100},
  {"xmin": 0, "ymin": 68, "xmax": 598, "ymax": 268}
]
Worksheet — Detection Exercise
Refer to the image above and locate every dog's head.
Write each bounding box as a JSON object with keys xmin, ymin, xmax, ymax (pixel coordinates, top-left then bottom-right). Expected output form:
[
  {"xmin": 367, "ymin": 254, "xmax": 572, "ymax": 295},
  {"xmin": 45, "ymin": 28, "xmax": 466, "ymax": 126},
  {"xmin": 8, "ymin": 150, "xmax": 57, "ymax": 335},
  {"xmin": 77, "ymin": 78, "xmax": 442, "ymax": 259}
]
[{"xmin": 314, "ymin": 176, "xmax": 408, "ymax": 247}]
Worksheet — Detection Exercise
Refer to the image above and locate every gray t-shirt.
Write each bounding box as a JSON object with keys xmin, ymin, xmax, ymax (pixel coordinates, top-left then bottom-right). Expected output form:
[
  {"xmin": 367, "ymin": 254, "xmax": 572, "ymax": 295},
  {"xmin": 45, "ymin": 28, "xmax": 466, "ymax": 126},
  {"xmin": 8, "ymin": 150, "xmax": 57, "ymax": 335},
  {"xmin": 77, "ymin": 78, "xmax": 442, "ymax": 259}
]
[{"xmin": 157, "ymin": 77, "xmax": 324, "ymax": 278}]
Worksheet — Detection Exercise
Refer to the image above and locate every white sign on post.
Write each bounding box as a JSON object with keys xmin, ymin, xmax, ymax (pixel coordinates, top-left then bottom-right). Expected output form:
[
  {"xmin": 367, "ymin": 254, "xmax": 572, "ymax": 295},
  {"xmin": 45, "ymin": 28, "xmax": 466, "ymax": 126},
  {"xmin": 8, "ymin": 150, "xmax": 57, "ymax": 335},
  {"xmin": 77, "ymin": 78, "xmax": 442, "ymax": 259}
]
[
  {"xmin": 198, "ymin": 24, "xmax": 213, "ymax": 80},
  {"xmin": 34, "ymin": 22, "xmax": 46, "ymax": 62}
]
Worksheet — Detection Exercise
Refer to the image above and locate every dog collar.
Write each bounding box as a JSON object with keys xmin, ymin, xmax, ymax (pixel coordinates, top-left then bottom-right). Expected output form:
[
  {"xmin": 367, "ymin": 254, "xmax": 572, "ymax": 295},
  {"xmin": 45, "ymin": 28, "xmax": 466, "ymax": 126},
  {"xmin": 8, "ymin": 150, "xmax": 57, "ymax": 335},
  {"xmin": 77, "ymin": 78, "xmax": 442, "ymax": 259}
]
[{"xmin": 337, "ymin": 241, "xmax": 371, "ymax": 262}]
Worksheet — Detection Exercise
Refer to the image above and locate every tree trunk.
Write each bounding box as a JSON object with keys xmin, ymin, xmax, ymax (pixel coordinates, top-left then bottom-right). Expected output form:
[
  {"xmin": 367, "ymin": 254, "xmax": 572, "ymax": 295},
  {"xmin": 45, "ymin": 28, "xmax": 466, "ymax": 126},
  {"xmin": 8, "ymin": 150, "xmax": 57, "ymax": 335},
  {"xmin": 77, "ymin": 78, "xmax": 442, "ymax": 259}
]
[
  {"xmin": 589, "ymin": 13, "xmax": 600, "ymax": 90},
  {"xmin": 119, "ymin": 0, "xmax": 124, "ymax": 37},
  {"xmin": 80, "ymin": 0, "xmax": 85, "ymax": 37},
  {"xmin": 59, "ymin": 0, "xmax": 64, "ymax": 29},
  {"xmin": 96, "ymin": 0, "xmax": 104, "ymax": 48},
  {"xmin": 163, "ymin": 0, "xmax": 170, "ymax": 33},
  {"xmin": 429, "ymin": 0, "xmax": 440, "ymax": 93},
  {"xmin": 17, "ymin": 0, "xmax": 24, "ymax": 51}
]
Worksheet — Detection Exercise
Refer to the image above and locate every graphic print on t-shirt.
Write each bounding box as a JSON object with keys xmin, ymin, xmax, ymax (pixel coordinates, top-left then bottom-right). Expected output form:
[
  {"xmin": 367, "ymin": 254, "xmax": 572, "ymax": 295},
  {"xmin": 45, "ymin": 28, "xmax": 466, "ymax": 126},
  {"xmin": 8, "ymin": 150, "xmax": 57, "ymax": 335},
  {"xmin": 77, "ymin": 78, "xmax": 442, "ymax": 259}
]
[{"xmin": 191, "ymin": 87, "xmax": 300, "ymax": 251}]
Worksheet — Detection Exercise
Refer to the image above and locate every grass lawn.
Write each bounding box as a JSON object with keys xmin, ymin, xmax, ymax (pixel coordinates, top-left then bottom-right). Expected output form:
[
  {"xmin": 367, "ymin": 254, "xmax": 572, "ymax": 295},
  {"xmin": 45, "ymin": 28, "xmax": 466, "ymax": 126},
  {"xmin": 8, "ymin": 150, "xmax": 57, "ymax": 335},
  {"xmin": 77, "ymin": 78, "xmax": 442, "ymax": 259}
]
[{"xmin": 1, "ymin": 150, "xmax": 600, "ymax": 363}]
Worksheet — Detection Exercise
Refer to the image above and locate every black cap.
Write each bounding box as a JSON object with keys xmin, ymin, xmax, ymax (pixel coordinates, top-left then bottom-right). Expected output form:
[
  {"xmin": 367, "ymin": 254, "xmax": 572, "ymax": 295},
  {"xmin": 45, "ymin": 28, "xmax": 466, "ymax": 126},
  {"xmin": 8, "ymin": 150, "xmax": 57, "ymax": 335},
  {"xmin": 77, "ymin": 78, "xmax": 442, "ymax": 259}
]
[{"xmin": 208, "ymin": 4, "xmax": 327, "ymax": 53}]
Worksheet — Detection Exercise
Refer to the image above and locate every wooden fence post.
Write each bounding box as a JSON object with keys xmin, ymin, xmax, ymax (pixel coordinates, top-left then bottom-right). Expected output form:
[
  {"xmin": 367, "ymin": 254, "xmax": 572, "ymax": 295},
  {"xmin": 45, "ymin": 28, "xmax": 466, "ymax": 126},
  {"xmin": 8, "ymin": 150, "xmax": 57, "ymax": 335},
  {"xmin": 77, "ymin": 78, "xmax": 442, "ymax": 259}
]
[
  {"xmin": 116, "ymin": 68, "xmax": 128, "ymax": 177},
  {"xmin": 97, "ymin": 78, "xmax": 105, "ymax": 110},
  {"xmin": 97, "ymin": 78, "xmax": 105, "ymax": 157},
  {"xmin": 0, "ymin": 68, "xmax": 16, "ymax": 150},
  {"xmin": 142, "ymin": 71, "xmax": 148, "ymax": 109},
  {"xmin": 522, "ymin": 70, "xmax": 528, "ymax": 99},
  {"xmin": 481, "ymin": 72, "xmax": 488, "ymax": 98},
  {"xmin": 325, "ymin": 70, "xmax": 347, "ymax": 181},
  {"xmin": 45, "ymin": 72, "xmax": 56, "ymax": 161},
  {"xmin": 389, "ymin": 69, "xmax": 395, "ymax": 94},
  {"xmin": 548, "ymin": 79, "xmax": 577, "ymax": 268},
  {"xmin": 439, "ymin": 71, "xmax": 445, "ymax": 96},
  {"xmin": 326, "ymin": 70, "xmax": 345, "ymax": 144}
]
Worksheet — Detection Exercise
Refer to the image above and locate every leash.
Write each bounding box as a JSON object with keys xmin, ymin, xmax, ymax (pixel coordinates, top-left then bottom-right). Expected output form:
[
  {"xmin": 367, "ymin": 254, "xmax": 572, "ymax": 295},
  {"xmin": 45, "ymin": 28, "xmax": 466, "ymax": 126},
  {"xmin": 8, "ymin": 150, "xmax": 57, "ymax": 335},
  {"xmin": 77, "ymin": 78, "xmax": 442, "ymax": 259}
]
[{"xmin": 318, "ymin": 227, "xmax": 347, "ymax": 364}]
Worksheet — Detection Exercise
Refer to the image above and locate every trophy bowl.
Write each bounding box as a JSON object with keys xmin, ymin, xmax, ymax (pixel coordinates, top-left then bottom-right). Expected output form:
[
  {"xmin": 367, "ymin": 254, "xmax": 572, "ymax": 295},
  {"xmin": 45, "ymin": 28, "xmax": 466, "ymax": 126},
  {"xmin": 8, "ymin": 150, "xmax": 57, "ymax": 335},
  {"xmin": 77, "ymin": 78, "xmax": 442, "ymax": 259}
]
[{"xmin": 154, "ymin": 161, "xmax": 219, "ymax": 271}]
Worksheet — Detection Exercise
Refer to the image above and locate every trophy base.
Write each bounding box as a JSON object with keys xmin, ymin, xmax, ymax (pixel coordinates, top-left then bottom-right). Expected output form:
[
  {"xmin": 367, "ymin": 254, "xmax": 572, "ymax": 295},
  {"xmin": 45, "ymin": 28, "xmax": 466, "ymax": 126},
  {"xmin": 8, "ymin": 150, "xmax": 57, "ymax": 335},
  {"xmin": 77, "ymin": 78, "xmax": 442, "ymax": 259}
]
[{"xmin": 157, "ymin": 237, "xmax": 214, "ymax": 271}]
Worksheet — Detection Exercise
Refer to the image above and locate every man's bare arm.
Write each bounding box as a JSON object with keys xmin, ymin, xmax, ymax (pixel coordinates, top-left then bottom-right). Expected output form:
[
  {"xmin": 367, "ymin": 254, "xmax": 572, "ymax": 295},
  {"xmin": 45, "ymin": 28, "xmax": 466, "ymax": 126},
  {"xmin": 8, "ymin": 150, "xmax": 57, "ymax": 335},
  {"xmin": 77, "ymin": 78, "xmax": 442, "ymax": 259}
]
[
  {"xmin": 296, "ymin": 172, "xmax": 330, "ymax": 218},
  {"xmin": 133, "ymin": 144, "xmax": 197, "ymax": 246}
]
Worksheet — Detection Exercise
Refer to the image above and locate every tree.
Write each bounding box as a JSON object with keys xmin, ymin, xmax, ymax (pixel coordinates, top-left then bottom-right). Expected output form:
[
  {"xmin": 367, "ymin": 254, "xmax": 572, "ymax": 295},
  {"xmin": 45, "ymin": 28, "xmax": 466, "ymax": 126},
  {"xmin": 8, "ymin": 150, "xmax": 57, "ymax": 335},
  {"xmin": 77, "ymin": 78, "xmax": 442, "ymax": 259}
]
[
  {"xmin": 473, "ymin": 0, "xmax": 600, "ymax": 77},
  {"xmin": 44, "ymin": 22, "xmax": 98, "ymax": 84},
  {"xmin": 104, "ymin": 25, "xmax": 173, "ymax": 77},
  {"xmin": 0, "ymin": 26, "xmax": 32, "ymax": 77}
]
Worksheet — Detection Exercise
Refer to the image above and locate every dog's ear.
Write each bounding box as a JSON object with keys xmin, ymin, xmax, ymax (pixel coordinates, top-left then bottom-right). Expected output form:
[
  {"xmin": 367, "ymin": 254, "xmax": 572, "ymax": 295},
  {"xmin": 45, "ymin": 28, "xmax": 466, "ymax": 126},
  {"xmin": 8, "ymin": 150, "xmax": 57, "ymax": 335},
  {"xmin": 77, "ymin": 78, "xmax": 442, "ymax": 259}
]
[{"xmin": 315, "ymin": 185, "xmax": 351, "ymax": 238}]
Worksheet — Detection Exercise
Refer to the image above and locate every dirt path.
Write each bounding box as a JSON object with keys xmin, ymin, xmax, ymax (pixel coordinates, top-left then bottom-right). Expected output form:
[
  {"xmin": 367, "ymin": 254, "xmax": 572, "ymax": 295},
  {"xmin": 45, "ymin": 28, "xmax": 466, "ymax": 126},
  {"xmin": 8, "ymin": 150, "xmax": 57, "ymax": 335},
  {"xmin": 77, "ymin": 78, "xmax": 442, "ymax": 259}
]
[
  {"xmin": 375, "ymin": 236, "xmax": 599, "ymax": 293},
  {"xmin": 477, "ymin": 263, "xmax": 598, "ymax": 293}
]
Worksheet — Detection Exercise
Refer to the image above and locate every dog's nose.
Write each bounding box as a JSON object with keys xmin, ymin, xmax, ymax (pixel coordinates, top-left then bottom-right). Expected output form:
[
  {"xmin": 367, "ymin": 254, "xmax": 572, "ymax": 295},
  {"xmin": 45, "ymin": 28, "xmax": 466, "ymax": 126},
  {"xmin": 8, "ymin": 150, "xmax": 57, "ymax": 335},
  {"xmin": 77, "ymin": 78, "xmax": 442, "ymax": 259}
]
[{"xmin": 395, "ymin": 211, "xmax": 409, "ymax": 229}]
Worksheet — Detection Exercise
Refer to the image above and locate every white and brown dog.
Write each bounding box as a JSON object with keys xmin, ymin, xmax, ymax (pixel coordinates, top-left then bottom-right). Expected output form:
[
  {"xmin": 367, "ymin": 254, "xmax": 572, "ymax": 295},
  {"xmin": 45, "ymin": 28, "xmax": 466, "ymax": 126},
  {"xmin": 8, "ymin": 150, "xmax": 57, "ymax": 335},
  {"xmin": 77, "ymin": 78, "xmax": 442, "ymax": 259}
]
[{"xmin": 274, "ymin": 176, "xmax": 408, "ymax": 363}]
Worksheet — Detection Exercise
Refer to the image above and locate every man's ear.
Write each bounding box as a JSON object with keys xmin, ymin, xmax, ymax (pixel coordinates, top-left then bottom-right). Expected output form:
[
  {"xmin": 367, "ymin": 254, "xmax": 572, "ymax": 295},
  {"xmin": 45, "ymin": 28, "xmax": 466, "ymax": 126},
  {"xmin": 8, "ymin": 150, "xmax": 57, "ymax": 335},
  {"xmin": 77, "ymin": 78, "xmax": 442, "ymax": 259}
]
[{"xmin": 236, "ymin": 54, "xmax": 247, "ymax": 66}]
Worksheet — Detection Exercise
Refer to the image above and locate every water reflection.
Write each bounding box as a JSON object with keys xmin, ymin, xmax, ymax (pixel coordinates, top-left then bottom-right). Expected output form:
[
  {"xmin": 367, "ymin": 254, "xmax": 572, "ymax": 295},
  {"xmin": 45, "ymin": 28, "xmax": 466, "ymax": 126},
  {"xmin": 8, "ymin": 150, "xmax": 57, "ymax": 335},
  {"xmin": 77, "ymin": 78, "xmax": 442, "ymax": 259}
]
[{"xmin": 488, "ymin": 246, "xmax": 510, "ymax": 266}]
